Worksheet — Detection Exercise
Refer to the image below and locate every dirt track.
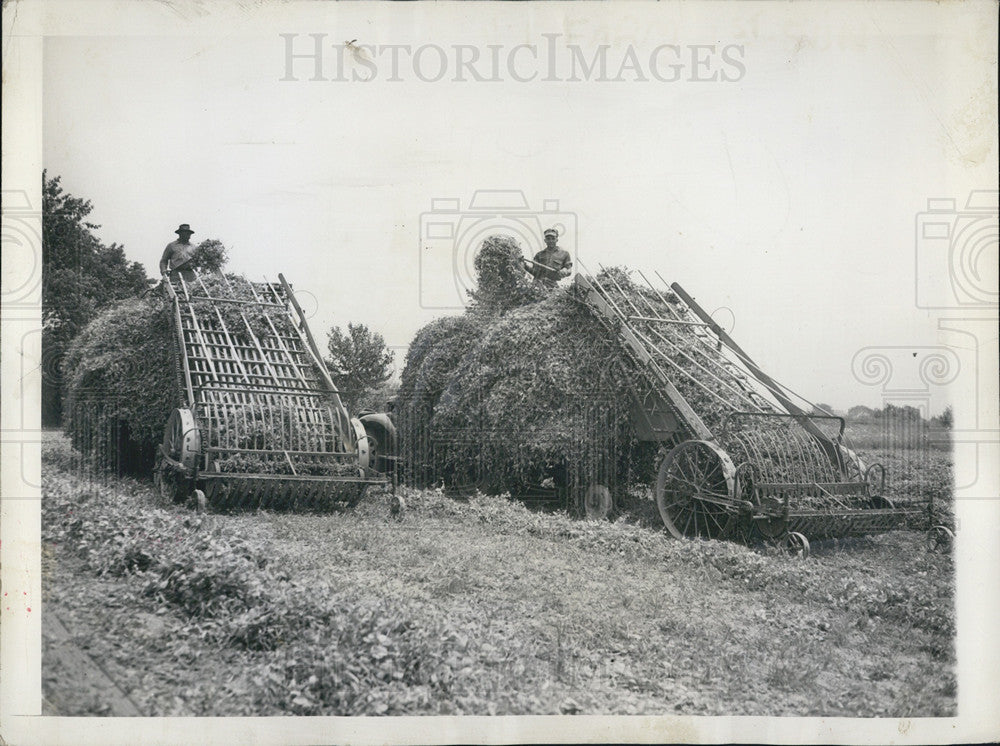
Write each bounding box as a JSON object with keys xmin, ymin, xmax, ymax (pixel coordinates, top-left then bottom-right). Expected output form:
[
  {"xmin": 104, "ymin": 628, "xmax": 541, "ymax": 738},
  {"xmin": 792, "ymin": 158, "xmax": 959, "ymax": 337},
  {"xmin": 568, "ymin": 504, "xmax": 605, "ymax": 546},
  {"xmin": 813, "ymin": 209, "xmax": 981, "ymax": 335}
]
[{"xmin": 44, "ymin": 606, "xmax": 144, "ymax": 716}]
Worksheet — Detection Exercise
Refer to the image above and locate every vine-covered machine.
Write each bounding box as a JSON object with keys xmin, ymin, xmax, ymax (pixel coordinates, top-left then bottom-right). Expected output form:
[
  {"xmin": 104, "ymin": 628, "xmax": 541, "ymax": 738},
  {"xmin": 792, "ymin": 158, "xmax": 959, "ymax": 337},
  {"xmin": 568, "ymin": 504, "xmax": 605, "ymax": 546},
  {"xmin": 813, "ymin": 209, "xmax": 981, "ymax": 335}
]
[
  {"xmin": 575, "ymin": 269, "xmax": 947, "ymax": 557},
  {"xmin": 154, "ymin": 269, "xmax": 396, "ymax": 511}
]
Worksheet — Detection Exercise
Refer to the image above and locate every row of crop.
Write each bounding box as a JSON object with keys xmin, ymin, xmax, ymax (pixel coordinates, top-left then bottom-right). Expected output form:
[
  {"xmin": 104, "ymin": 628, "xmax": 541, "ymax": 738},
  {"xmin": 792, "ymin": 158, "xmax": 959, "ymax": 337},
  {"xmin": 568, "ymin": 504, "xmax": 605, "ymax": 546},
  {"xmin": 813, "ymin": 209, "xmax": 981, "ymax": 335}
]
[
  {"xmin": 400, "ymin": 485, "xmax": 955, "ymax": 641},
  {"xmin": 42, "ymin": 441, "xmax": 522, "ymax": 715}
]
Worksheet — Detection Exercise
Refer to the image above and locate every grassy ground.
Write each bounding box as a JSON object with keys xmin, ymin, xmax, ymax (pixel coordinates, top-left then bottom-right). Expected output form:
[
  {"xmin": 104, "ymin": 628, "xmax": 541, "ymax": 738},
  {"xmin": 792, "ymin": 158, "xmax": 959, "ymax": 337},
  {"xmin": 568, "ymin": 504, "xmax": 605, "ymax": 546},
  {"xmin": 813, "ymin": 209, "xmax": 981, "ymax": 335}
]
[{"xmin": 41, "ymin": 432, "xmax": 956, "ymax": 717}]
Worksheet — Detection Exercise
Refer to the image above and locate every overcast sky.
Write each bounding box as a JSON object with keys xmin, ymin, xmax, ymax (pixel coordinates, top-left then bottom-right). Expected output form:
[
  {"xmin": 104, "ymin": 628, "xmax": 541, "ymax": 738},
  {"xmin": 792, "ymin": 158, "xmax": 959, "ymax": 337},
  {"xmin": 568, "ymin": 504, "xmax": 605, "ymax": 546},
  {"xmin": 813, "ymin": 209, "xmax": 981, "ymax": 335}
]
[{"xmin": 40, "ymin": 1, "xmax": 998, "ymax": 413}]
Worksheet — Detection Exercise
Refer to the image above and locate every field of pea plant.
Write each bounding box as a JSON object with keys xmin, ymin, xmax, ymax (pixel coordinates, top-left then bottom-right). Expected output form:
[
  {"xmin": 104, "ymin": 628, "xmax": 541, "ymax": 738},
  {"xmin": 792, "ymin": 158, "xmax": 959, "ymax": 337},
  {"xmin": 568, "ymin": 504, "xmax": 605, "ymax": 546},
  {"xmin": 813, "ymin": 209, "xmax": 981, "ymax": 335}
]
[{"xmin": 41, "ymin": 430, "xmax": 955, "ymax": 717}]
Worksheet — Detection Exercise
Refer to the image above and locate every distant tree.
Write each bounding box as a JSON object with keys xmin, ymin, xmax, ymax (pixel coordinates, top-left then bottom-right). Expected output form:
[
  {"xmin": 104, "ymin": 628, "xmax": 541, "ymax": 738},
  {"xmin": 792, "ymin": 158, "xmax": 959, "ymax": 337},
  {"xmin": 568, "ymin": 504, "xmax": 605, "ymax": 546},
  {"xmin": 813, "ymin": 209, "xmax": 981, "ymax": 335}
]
[
  {"xmin": 930, "ymin": 405, "xmax": 953, "ymax": 429},
  {"xmin": 881, "ymin": 403, "xmax": 923, "ymax": 422},
  {"xmin": 846, "ymin": 405, "xmax": 876, "ymax": 423},
  {"xmin": 324, "ymin": 323, "xmax": 394, "ymax": 410},
  {"xmin": 810, "ymin": 403, "xmax": 838, "ymax": 417},
  {"xmin": 42, "ymin": 172, "xmax": 151, "ymax": 425},
  {"xmin": 355, "ymin": 380, "xmax": 401, "ymax": 414}
]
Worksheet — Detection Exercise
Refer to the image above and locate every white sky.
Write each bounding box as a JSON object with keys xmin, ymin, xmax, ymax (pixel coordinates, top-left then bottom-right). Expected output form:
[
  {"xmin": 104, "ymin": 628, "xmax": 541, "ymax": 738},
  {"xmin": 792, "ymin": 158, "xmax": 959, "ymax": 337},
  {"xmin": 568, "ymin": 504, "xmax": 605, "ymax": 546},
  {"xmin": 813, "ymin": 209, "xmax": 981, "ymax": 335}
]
[{"xmin": 39, "ymin": 1, "xmax": 998, "ymax": 412}]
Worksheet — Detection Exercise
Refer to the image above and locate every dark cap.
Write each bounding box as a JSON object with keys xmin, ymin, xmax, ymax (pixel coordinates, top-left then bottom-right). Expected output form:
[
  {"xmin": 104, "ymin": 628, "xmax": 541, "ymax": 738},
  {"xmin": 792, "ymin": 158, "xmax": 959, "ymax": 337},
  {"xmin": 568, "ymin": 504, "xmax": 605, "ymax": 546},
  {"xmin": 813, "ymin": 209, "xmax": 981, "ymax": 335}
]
[{"xmin": 175, "ymin": 223, "xmax": 194, "ymax": 235}]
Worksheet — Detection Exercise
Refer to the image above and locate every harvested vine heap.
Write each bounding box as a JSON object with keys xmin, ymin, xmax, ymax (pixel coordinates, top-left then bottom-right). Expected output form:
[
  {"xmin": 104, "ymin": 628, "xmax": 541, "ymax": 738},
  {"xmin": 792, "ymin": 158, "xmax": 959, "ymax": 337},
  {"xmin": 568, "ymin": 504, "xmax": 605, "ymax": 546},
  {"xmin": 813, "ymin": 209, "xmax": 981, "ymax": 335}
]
[
  {"xmin": 62, "ymin": 295, "xmax": 178, "ymax": 468},
  {"xmin": 186, "ymin": 273, "xmax": 295, "ymax": 342},
  {"xmin": 397, "ymin": 234, "xmax": 852, "ymax": 503}
]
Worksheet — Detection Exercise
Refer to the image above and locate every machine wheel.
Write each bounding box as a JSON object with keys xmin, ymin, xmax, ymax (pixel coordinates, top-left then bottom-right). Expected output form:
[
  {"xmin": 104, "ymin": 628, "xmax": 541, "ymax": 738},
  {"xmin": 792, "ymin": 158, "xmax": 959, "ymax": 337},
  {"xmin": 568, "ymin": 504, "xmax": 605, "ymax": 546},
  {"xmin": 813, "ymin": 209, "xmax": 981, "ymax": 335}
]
[
  {"xmin": 864, "ymin": 463, "xmax": 887, "ymax": 494},
  {"xmin": 359, "ymin": 413, "xmax": 398, "ymax": 473},
  {"xmin": 350, "ymin": 418, "xmax": 370, "ymax": 471},
  {"xmin": 162, "ymin": 408, "xmax": 200, "ymax": 467},
  {"xmin": 583, "ymin": 484, "xmax": 612, "ymax": 520},
  {"xmin": 157, "ymin": 408, "xmax": 201, "ymax": 504},
  {"xmin": 733, "ymin": 462, "xmax": 760, "ymax": 506},
  {"xmin": 926, "ymin": 525, "xmax": 954, "ymax": 553},
  {"xmin": 192, "ymin": 489, "xmax": 208, "ymax": 513},
  {"xmin": 868, "ymin": 494, "xmax": 895, "ymax": 510},
  {"xmin": 785, "ymin": 531, "xmax": 810, "ymax": 559},
  {"xmin": 655, "ymin": 440, "xmax": 736, "ymax": 539}
]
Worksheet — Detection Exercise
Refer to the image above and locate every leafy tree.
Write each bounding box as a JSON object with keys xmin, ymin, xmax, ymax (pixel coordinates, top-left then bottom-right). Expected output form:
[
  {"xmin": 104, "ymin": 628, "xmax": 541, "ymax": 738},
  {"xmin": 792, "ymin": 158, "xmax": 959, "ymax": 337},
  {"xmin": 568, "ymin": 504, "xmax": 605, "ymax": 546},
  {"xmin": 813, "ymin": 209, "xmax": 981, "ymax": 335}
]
[
  {"xmin": 810, "ymin": 403, "xmax": 838, "ymax": 417},
  {"xmin": 846, "ymin": 405, "xmax": 876, "ymax": 423},
  {"xmin": 355, "ymin": 380, "xmax": 401, "ymax": 413},
  {"xmin": 42, "ymin": 172, "xmax": 151, "ymax": 425},
  {"xmin": 324, "ymin": 323, "xmax": 394, "ymax": 410},
  {"xmin": 930, "ymin": 405, "xmax": 953, "ymax": 430},
  {"xmin": 881, "ymin": 403, "xmax": 923, "ymax": 422}
]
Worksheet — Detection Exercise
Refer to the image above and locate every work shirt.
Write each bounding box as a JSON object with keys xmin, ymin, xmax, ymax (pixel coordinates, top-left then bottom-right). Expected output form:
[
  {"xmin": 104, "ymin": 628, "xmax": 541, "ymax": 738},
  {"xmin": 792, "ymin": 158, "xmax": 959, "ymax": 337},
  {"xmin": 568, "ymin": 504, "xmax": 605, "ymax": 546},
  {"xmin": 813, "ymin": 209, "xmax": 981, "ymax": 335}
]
[
  {"xmin": 159, "ymin": 240, "xmax": 197, "ymax": 275},
  {"xmin": 529, "ymin": 247, "xmax": 573, "ymax": 285}
]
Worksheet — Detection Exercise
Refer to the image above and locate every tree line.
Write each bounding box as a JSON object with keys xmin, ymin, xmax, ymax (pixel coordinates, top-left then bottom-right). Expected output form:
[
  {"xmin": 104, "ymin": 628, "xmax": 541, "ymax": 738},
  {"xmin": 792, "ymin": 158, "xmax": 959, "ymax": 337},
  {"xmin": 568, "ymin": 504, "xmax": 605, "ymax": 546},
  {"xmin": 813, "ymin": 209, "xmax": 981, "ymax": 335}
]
[
  {"xmin": 812, "ymin": 403, "xmax": 953, "ymax": 429},
  {"xmin": 41, "ymin": 172, "xmax": 394, "ymax": 427}
]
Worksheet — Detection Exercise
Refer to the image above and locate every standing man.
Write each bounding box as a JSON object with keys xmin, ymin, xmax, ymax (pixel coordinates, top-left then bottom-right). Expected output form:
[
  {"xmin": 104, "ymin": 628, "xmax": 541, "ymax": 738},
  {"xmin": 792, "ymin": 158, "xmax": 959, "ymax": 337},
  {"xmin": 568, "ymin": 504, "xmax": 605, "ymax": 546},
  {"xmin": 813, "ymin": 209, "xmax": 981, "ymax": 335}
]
[
  {"xmin": 159, "ymin": 223, "xmax": 197, "ymax": 282},
  {"xmin": 525, "ymin": 228, "xmax": 573, "ymax": 287}
]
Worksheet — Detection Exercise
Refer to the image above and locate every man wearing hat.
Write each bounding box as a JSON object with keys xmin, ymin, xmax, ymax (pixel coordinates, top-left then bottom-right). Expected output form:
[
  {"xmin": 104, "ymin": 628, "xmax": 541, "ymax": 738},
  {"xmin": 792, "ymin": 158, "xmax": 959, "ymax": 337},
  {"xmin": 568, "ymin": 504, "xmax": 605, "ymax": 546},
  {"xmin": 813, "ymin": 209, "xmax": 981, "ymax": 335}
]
[
  {"xmin": 159, "ymin": 224, "xmax": 198, "ymax": 282},
  {"xmin": 525, "ymin": 228, "xmax": 573, "ymax": 287}
]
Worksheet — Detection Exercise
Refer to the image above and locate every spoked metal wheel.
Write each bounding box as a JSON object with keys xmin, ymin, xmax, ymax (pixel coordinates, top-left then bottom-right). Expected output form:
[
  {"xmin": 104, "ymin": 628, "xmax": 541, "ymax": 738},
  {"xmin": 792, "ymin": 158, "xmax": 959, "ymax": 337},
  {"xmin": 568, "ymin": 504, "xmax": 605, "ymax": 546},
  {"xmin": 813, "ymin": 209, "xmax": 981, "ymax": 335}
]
[
  {"xmin": 655, "ymin": 440, "xmax": 736, "ymax": 539},
  {"xmin": 785, "ymin": 531, "xmax": 810, "ymax": 559},
  {"xmin": 926, "ymin": 525, "xmax": 954, "ymax": 553},
  {"xmin": 733, "ymin": 462, "xmax": 760, "ymax": 507},
  {"xmin": 864, "ymin": 463, "xmax": 887, "ymax": 495}
]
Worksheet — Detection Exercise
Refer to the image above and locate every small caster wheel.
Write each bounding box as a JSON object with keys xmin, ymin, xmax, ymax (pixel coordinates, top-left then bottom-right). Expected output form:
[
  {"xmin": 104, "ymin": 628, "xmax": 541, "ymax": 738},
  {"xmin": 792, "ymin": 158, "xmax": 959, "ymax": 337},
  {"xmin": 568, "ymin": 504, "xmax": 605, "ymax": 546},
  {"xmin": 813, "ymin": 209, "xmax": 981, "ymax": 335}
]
[
  {"xmin": 390, "ymin": 494, "xmax": 406, "ymax": 520},
  {"xmin": 785, "ymin": 531, "xmax": 810, "ymax": 559},
  {"xmin": 926, "ymin": 525, "xmax": 954, "ymax": 553},
  {"xmin": 584, "ymin": 484, "xmax": 612, "ymax": 520},
  {"xmin": 193, "ymin": 489, "xmax": 207, "ymax": 513}
]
